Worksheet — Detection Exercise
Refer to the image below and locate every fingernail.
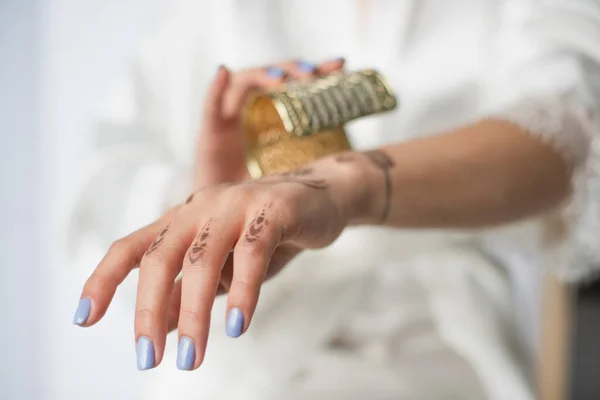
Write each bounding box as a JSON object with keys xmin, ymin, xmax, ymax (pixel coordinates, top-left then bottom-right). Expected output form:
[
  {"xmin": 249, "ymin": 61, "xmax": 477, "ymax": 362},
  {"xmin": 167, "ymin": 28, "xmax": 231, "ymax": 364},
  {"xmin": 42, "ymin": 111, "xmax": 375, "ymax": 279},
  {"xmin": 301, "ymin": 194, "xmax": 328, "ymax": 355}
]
[
  {"xmin": 332, "ymin": 57, "xmax": 345, "ymax": 62},
  {"xmin": 226, "ymin": 307, "xmax": 244, "ymax": 338},
  {"xmin": 176, "ymin": 336, "xmax": 195, "ymax": 371},
  {"xmin": 265, "ymin": 66, "xmax": 285, "ymax": 79},
  {"xmin": 296, "ymin": 60, "xmax": 317, "ymax": 73},
  {"xmin": 72, "ymin": 297, "xmax": 91, "ymax": 326},
  {"xmin": 136, "ymin": 336, "xmax": 155, "ymax": 371}
]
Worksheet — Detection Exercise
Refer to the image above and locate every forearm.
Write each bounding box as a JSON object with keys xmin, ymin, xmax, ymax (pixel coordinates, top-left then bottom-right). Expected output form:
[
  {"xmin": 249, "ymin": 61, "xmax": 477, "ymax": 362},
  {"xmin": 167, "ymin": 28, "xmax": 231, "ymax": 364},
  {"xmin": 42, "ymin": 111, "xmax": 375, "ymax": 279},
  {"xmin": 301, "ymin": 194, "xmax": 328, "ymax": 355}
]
[{"xmin": 329, "ymin": 119, "xmax": 571, "ymax": 229}]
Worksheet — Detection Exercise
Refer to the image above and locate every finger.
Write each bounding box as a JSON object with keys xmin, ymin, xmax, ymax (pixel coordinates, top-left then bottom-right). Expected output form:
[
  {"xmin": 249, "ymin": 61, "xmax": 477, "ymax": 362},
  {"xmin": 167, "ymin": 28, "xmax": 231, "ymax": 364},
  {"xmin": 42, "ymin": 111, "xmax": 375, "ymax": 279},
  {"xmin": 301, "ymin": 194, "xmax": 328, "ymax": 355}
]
[
  {"xmin": 317, "ymin": 57, "xmax": 346, "ymax": 75},
  {"xmin": 218, "ymin": 253, "xmax": 234, "ymax": 293},
  {"xmin": 168, "ymin": 276, "xmax": 228, "ymax": 333},
  {"xmin": 221, "ymin": 68, "xmax": 285, "ymax": 119},
  {"xmin": 263, "ymin": 60, "xmax": 317, "ymax": 81},
  {"xmin": 290, "ymin": 60, "xmax": 319, "ymax": 78},
  {"xmin": 167, "ymin": 278, "xmax": 182, "ymax": 332},
  {"xmin": 176, "ymin": 217, "xmax": 237, "ymax": 370},
  {"xmin": 221, "ymin": 58, "xmax": 317, "ymax": 119},
  {"xmin": 135, "ymin": 217, "xmax": 196, "ymax": 370},
  {"xmin": 226, "ymin": 204, "xmax": 280, "ymax": 338},
  {"xmin": 202, "ymin": 65, "xmax": 230, "ymax": 129},
  {"xmin": 220, "ymin": 57, "xmax": 341, "ymax": 119},
  {"xmin": 73, "ymin": 218, "xmax": 168, "ymax": 327}
]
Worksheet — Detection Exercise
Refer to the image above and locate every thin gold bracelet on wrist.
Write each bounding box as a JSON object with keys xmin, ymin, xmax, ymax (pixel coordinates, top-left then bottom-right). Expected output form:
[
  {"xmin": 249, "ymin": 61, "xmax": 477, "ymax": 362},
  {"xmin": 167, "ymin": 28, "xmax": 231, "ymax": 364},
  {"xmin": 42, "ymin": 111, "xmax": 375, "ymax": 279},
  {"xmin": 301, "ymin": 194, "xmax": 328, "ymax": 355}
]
[{"xmin": 242, "ymin": 69, "xmax": 398, "ymax": 178}]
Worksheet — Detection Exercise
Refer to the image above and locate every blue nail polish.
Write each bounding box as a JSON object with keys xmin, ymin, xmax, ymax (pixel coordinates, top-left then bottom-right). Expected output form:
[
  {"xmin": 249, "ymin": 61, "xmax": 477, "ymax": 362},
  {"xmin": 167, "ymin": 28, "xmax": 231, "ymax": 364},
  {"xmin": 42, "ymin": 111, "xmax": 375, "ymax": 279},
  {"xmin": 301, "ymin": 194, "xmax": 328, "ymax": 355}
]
[
  {"xmin": 176, "ymin": 337, "xmax": 195, "ymax": 371},
  {"xmin": 296, "ymin": 61, "xmax": 316, "ymax": 73},
  {"xmin": 265, "ymin": 66, "xmax": 285, "ymax": 79},
  {"xmin": 226, "ymin": 308, "xmax": 244, "ymax": 338},
  {"xmin": 73, "ymin": 297, "xmax": 91, "ymax": 326},
  {"xmin": 136, "ymin": 336, "xmax": 155, "ymax": 370}
]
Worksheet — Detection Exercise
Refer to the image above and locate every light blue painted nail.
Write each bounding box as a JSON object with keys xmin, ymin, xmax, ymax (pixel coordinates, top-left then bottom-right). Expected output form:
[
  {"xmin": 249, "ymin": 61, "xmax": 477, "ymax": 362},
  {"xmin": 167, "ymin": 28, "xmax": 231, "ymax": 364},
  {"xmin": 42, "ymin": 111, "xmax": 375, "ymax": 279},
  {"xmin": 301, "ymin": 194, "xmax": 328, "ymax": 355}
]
[
  {"xmin": 226, "ymin": 308, "xmax": 244, "ymax": 338},
  {"xmin": 296, "ymin": 60, "xmax": 316, "ymax": 73},
  {"xmin": 73, "ymin": 297, "xmax": 91, "ymax": 326},
  {"xmin": 176, "ymin": 336, "xmax": 195, "ymax": 371},
  {"xmin": 136, "ymin": 336, "xmax": 155, "ymax": 371},
  {"xmin": 266, "ymin": 66, "xmax": 285, "ymax": 78}
]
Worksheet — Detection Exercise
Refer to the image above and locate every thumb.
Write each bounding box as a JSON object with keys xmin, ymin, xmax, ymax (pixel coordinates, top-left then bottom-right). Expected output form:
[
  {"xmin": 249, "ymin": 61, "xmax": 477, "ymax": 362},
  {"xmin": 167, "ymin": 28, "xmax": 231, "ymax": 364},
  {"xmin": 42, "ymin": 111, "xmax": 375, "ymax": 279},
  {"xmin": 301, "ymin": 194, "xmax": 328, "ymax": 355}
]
[{"xmin": 202, "ymin": 65, "xmax": 230, "ymax": 132}]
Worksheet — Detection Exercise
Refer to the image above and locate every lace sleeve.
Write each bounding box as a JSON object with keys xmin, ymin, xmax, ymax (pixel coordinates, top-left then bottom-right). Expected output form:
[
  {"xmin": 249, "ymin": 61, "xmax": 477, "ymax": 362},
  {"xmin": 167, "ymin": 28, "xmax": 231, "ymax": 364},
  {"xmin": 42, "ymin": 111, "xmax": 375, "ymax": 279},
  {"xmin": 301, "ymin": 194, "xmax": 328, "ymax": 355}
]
[
  {"xmin": 492, "ymin": 93, "xmax": 599, "ymax": 281},
  {"xmin": 484, "ymin": 0, "xmax": 600, "ymax": 281}
]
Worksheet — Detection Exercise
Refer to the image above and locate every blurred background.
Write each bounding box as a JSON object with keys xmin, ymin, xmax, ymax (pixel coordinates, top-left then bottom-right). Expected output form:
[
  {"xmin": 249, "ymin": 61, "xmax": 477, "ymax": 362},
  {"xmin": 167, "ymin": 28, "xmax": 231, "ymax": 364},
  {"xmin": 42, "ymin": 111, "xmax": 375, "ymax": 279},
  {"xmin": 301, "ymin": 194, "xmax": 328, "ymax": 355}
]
[
  {"xmin": 1, "ymin": 1, "xmax": 162, "ymax": 399},
  {"xmin": 3, "ymin": 1, "xmax": 600, "ymax": 399}
]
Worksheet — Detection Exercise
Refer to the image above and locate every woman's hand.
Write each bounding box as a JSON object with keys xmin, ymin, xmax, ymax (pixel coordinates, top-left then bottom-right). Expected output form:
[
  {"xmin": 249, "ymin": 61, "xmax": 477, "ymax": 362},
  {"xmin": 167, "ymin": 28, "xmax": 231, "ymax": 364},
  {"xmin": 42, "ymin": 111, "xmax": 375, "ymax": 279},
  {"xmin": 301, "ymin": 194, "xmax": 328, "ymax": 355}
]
[
  {"xmin": 72, "ymin": 155, "xmax": 373, "ymax": 371},
  {"xmin": 196, "ymin": 58, "xmax": 345, "ymax": 187}
]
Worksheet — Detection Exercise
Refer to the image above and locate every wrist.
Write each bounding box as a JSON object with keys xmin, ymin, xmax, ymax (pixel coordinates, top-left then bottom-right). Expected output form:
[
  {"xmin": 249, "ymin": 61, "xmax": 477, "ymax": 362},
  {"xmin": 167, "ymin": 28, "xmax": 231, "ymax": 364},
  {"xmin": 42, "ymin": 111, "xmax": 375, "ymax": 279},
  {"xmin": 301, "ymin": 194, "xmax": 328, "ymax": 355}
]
[{"xmin": 318, "ymin": 152, "xmax": 382, "ymax": 226}]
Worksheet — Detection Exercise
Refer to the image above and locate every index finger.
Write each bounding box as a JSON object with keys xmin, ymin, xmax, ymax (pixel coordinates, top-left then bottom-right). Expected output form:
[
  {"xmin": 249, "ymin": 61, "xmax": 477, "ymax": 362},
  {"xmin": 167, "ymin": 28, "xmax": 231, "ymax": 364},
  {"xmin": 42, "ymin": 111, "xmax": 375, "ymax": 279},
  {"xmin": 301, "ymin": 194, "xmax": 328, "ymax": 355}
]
[{"xmin": 73, "ymin": 216, "xmax": 172, "ymax": 327}]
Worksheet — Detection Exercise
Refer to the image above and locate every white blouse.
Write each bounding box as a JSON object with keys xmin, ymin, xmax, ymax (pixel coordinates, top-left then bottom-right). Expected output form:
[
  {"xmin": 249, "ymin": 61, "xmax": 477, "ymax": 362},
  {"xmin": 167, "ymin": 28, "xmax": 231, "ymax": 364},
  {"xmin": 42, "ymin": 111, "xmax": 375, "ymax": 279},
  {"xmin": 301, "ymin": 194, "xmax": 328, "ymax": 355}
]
[{"xmin": 64, "ymin": 1, "xmax": 600, "ymax": 399}]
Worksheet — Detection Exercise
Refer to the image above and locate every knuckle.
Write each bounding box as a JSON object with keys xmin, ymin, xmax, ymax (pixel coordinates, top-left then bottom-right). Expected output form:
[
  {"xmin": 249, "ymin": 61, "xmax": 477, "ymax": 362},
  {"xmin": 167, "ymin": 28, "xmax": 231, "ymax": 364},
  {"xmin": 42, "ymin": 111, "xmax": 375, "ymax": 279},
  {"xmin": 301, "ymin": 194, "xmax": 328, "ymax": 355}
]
[
  {"xmin": 135, "ymin": 307, "xmax": 159, "ymax": 322},
  {"xmin": 232, "ymin": 277, "xmax": 258, "ymax": 293},
  {"xmin": 109, "ymin": 238, "xmax": 132, "ymax": 257},
  {"xmin": 165, "ymin": 205, "xmax": 181, "ymax": 218},
  {"xmin": 236, "ymin": 242, "xmax": 266, "ymax": 260},
  {"xmin": 178, "ymin": 308, "xmax": 207, "ymax": 326},
  {"xmin": 83, "ymin": 273, "xmax": 104, "ymax": 295},
  {"xmin": 269, "ymin": 193, "xmax": 290, "ymax": 214},
  {"xmin": 264, "ymin": 197, "xmax": 284, "ymax": 219},
  {"xmin": 183, "ymin": 260, "xmax": 213, "ymax": 274},
  {"xmin": 140, "ymin": 251, "xmax": 168, "ymax": 272},
  {"xmin": 270, "ymin": 196, "xmax": 295, "ymax": 228},
  {"xmin": 87, "ymin": 271, "xmax": 118, "ymax": 291}
]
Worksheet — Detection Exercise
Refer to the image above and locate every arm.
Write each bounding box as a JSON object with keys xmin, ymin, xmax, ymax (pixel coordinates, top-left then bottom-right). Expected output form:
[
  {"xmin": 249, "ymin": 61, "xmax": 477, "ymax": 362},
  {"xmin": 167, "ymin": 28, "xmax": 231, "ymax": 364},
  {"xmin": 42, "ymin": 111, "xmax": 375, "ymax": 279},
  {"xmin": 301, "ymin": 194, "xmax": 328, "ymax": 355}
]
[
  {"xmin": 72, "ymin": 0, "xmax": 600, "ymax": 375},
  {"xmin": 340, "ymin": 119, "xmax": 571, "ymax": 228},
  {"xmin": 345, "ymin": 0, "xmax": 600, "ymax": 279}
]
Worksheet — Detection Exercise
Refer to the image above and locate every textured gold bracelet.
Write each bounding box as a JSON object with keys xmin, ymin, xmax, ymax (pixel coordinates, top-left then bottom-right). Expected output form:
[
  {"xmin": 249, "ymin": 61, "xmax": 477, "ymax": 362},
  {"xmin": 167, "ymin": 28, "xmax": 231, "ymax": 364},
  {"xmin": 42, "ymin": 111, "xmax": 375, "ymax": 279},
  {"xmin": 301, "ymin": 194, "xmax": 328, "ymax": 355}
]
[{"xmin": 242, "ymin": 69, "xmax": 398, "ymax": 178}]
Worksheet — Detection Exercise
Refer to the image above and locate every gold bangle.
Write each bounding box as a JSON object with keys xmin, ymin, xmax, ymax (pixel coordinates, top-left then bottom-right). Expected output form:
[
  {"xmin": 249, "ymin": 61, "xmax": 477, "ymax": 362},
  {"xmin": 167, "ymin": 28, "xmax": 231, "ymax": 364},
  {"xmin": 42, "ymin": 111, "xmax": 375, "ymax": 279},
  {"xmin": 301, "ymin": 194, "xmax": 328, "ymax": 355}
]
[{"xmin": 242, "ymin": 69, "xmax": 398, "ymax": 178}]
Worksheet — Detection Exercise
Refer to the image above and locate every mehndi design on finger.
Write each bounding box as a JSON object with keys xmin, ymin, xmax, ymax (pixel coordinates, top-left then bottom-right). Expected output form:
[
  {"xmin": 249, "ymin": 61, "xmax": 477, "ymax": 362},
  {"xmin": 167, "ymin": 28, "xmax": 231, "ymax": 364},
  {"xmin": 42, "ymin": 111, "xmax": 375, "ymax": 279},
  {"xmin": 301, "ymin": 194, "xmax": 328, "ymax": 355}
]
[
  {"xmin": 188, "ymin": 220, "xmax": 212, "ymax": 264},
  {"xmin": 185, "ymin": 193, "xmax": 195, "ymax": 204},
  {"xmin": 245, "ymin": 206, "xmax": 270, "ymax": 243},
  {"xmin": 146, "ymin": 224, "xmax": 170, "ymax": 256}
]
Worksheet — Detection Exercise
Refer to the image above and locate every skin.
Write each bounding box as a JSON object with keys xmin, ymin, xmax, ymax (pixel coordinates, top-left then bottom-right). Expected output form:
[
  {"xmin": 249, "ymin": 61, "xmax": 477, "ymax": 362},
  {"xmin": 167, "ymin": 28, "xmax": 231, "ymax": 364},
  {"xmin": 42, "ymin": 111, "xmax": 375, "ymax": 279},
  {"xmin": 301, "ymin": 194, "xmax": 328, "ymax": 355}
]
[{"xmin": 75, "ymin": 59, "xmax": 571, "ymax": 371}]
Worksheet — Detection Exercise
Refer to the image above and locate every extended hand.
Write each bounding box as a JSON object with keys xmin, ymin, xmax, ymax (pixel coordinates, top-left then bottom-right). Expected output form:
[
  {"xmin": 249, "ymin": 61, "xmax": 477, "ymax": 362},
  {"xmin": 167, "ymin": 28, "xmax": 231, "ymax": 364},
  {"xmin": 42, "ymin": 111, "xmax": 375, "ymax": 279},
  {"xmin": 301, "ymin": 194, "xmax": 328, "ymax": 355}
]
[{"xmin": 72, "ymin": 156, "xmax": 371, "ymax": 371}]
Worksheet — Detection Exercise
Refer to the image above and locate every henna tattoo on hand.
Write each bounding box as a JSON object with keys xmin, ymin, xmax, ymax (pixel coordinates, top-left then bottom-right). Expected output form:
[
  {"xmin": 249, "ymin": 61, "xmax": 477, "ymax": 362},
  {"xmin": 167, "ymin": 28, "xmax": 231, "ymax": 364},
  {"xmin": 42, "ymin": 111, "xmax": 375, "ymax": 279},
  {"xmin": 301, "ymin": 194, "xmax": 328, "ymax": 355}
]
[
  {"xmin": 259, "ymin": 166, "xmax": 331, "ymax": 190},
  {"xmin": 286, "ymin": 166, "xmax": 313, "ymax": 176},
  {"xmin": 245, "ymin": 206, "xmax": 270, "ymax": 243},
  {"xmin": 146, "ymin": 224, "xmax": 170, "ymax": 255},
  {"xmin": 290, "ymin": 178, "xmax": 330, "ymax": 190},
  {"xmin": 364, "ymin": 150, "xmax": 395, "ymax": 223},
  {"xmin": 188, "ymin": 220, "xmax": 212, "ymax": 264},
  {"xmin": 185, "ymin": 193, "xmax": 195, "ymax": 204}
]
